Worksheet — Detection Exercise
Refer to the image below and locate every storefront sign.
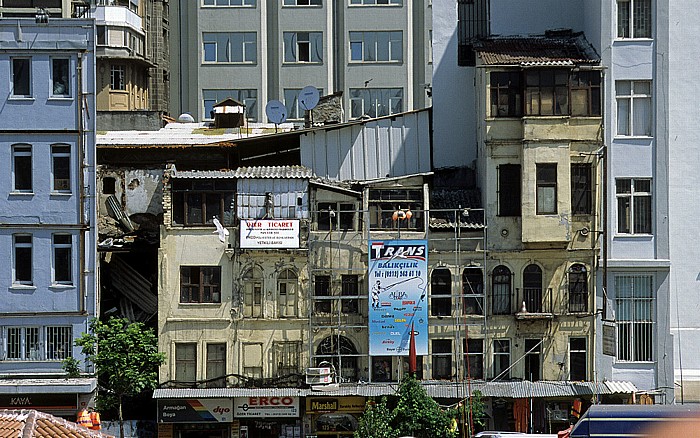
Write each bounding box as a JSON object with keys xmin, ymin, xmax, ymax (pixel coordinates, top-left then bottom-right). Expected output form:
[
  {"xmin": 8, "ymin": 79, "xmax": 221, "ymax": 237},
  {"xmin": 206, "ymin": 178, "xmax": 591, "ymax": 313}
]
[
  {"xmin": 305, "ymin": 397, "xmax": 365, "ymax": 413},
  {"xmin": 234, "ymin": 397, "xmax": 300, "ymax": 418},
  {"xmin": 240, "ymin": 220, "xmax": 300, "ymax": 249},
  {"xmin": 158, "ymin": 399, "xmax": 233, "ymax": 423},
  {"xmin": 368, "ymin": 240, "xmax": 429, "ymax": 356},
  {"xmin": 0, "ymin": 393, "xmax": 77, "ymax": 411}
]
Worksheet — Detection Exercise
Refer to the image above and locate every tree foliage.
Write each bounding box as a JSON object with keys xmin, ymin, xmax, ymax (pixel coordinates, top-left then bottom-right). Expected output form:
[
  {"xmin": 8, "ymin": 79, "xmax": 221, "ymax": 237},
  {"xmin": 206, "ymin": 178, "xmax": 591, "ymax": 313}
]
[{"xmin": 354, "ymin": 397, "xmax": 395, "ymax": 438}]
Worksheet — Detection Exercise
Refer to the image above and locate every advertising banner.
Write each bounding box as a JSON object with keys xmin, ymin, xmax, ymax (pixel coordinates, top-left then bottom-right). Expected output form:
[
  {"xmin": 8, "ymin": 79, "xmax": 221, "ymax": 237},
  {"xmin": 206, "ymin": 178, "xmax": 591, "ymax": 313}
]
[
  {"xmin": 368, "ymin": 240, "xmax": 428, "ymax": 356},
  {"xmin": 240, "ymin": 220, "xmax": 300, "ymax": 249},
  {"xmin": 234, "ymin": 396, "xmax": 300, "ymax": 418},
  {"xmin": 158, "ymin": 399, "xmax": 233, "ymax": 423}
]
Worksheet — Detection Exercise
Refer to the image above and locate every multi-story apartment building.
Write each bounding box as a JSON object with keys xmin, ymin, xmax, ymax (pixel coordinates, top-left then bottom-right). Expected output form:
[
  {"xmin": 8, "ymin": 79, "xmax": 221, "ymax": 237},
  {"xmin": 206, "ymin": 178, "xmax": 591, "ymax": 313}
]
[
  {"xmin": 169, "ymin": 0, "xmax": 431, "ymax": 124},
  {"xmin": 0, "ymin": 18, "xmax": 98, "ymax": 417},
  {"xmin": 433, "ymin": 0, "xmax": 675, "ymax": 404}
]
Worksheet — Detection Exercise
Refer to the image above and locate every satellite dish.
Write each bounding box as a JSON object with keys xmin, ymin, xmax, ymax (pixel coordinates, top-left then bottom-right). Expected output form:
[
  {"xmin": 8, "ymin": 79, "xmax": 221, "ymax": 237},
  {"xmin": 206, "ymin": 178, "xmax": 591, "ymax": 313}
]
[
  {"xmin": 299, "ymin": 86, "xmax": 320, "ymax": 111},
  {"xmin": 265, "ymin": 100, "xmax": 288, "ymax": 124}
]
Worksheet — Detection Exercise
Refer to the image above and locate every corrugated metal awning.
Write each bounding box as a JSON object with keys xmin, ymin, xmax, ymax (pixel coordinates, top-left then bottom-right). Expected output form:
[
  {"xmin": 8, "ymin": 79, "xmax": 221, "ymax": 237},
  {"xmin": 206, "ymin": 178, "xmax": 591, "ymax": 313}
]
[{"xmin": 171, "ymin": 166, "xmax": 313, "ymax": 180}]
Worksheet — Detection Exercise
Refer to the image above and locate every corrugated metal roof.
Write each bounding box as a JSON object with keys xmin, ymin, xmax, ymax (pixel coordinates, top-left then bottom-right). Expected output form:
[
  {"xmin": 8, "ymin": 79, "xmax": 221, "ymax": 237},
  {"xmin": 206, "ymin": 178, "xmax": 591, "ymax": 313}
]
[
  {"xmin": 475, "ymin": 32, "xmax": 600, "ymax": 66},
  {"xmin": 171, "ymin": 166, "xmax": 314, "ymax": 179},
  {"xmin": 604, "ymin": 380, "xmax": 639, "ymax": 394}
]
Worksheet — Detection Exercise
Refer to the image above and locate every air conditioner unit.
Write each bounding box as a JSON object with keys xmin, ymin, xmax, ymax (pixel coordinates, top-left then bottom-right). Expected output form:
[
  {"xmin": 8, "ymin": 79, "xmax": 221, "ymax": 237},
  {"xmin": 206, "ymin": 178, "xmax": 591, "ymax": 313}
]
[{"xmin": 306, "ymin": 367, "xmax": 333, "ymax": 385}]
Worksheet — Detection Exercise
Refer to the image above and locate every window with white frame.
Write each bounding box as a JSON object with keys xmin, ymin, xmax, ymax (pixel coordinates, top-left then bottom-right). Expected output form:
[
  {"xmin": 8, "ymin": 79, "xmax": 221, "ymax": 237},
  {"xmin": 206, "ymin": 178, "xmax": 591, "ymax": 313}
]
[
  {"xmin": 284, "ymin": 88, "xmax": 323, "ymax": 120},
  {"xmin": 53, "ymin": 234, "xmax": 72, "ymax": 285},
  {"xmin": 13, "ymin": 234, "xmax": 32, "ymax": 286},
  {"xmin": 463, "ymin": 338, "xmax": 483, "ymax": 379},
  {"xmin": 462, "ymin": 267, "xmax": 484, "ymax": 315},
  {"xmin": 203, "ymin": 32, "xmax": 257, "ymax": 63},
  {"xmin": 175, "ymin": 343, "xmax": 197, "ymax": 382},
  {"xmin": 273, "ymin": 341, "xmax": 301, "ymax": 377},
  {"xmin": 350, "ymin": 31, "xmax": 402, "ymax": 62},
  {"xmin": 283, "ymin": 32, "xmax": 323, "ymax": 63},
  {"xmin": 569, "ymin": 337, "xmax": 587, "ymax": 380},
  {"xmin": 536, "ymin": 163, "xmax": 557, "ymax": 215},
  {"xmin": 110, "ymin": 65, "xmax": 125, "ymax": 91},
  {"xmin": 205, "ymin": 343, "xmax": 227, "ymax": 388},
  {"xmin": 617, "ymin": 0, "xmax": 652, "ymax": 38},
  {"xmin": 243, "ymin": 268, "xmax": 263, "ymax": 318},
  {"xmin": 4, "ymin": 327, "xmax": 40, "ymax": 360},
  {"xmin": 243, "ymin": 342, "xmax": 263, "ymax": 378},
  {"xmin": 283, "ymin": 0, "xmax": 321, "ymax": 5},
  {"xmin": 51, "ymin": 144, "xmax": 71, "ymax": 192},
  {"xmin": 203, "ymin": 0, "xmax": 255, "ymax": 6},
  {"xmin": 350, "ymin": 0, "xmax": 401, "ymax": 5},
  {"xmin": 51, "ymin": 58, "xmax": 70, "ymax": 97},
  {"xmin": 202, "ymin": 89, "xmax": 257, "ymax": 122},
  {"xmin": 11, "ymin": 58, "xmax": 31, "ymax": 97},
  {"xmin": 616, "ymin": 178, "xmax": 652, "ymax": 234},
  {"xmin": 350, "ymin": 88, "xmax": 403, "ymax": 118},
  {"xmin": 615, "ymin": 275, "xmax": 653, "ymax": 362},
  {"xmin": 432, "ymin": 339, "xmax": 452, "ymax": 380},
  {"xmin": 493, "ymin": 339, "xmax": 510, "ymax": 379},
  {"xmin": 616, "ymin": 80, "xmax": 651, "ymax": 136},
  {"xmin": 278, "ymin": 269, "xmax": 298, "ymax": 317},
  {"xmin": 12, "ymin": 144, "xmax": 32, "ymax": 192},
  {"xmin": 46, "ymin": 326, "xmax": 72, "ymax": 361}
]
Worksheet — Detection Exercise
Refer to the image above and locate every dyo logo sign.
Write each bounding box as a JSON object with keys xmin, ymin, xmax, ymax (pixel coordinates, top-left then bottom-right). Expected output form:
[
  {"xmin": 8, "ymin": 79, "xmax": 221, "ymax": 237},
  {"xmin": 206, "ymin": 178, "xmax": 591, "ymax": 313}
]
[{"xmin": 213, "ymin": 406, "xmax": 230, "ymax": 414}]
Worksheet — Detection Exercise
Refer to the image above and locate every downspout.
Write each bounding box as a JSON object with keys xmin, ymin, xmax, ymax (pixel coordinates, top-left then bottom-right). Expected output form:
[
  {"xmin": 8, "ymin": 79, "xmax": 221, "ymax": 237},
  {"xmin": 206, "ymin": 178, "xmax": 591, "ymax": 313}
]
[{"xmin": 78, "ymin": 50, "xmax": 87, "ymax": 316}]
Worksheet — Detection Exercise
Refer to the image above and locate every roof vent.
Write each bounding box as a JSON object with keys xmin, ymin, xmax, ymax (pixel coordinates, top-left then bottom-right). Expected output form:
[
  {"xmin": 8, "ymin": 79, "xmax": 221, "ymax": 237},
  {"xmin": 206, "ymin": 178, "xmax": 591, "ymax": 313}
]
[
  {"xmin": 545, "ymin": 28, "xmax": 573, "ymax": 38},
  {"xmin": 177, "ymin": 113, "xmax": 195, "ymax": 123}
]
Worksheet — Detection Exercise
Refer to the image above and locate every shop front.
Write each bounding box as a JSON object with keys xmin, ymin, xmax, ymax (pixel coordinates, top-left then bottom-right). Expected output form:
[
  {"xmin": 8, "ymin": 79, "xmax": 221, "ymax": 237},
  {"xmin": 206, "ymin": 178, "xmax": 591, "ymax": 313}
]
[
  {"xmin": 157, "ymin": 398, "xmax": 233, "ymax": 438},
  {"xmin": 234, "ymin": 396, "xmax": 302, "ymax": 438},
  {"xmin": 304, "ymin": 396, "xmax": 365, "ymax": 438}
]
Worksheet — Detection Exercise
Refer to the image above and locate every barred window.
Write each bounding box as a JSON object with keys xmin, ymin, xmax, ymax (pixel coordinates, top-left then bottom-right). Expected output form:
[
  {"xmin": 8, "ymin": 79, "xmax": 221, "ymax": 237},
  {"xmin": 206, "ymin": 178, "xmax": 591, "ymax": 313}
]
[
  {"xmin": 568, "ymin": 264, "xmax": 588, "ymax": 313},
  {"xmin": 571, "ymin": 163, "xmax": 592, "ymax": 215},
  {"xmin": 617, "ymin": 0, "xmax": 652, "ymax": 38},
  {"xmin": 46, "ymin": 326, "xmax": 72, "ymax": 361},
  {"xmin": 616, "ymin": 275, "xmax": 653, "ymax": 362},
  {"xmin": 492, "ymin": 265, "xmax": 511, "ymax": 315},
  {"xmin": 5, "ymin": 327, "xmax": 40, "ymax": 361},
  {"xmin": 273, "ymin": 341, "xmax": 301, "ymax": 377}
]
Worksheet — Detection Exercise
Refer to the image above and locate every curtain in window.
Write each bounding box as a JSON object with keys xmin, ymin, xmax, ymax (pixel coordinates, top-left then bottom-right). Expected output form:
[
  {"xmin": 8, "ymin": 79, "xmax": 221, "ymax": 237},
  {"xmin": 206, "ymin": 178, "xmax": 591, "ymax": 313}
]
[
  {"xmin": 311, "ymin": 32, "xmax": 323, "ymax": 62},
  {"xmin": 633, "ymin": 96, "xmax": 651, "ymax": 136},
  {"xmin": 283, "ymin": 33, "xmax": 296, "ymax": 62}
]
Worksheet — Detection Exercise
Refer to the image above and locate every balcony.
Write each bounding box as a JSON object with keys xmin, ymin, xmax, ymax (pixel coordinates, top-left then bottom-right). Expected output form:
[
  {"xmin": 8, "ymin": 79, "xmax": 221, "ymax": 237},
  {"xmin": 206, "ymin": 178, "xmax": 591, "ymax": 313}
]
[
  {"xmin": 92, "ymin": 5, "xmax": 142, "ymax": 30},
  {"xmin": 515, "ymin": 287, "xmax": 554, "ymax": 320}
]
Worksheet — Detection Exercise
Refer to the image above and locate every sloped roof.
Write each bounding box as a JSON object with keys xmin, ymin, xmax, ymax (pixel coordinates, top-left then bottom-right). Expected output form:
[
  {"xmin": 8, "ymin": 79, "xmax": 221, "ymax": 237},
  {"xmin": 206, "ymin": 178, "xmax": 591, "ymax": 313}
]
[
  {"xmin": 475, "ymin": 32, "xmax": 600, "ymax": 66},
  {"xmin": 170, "ymin": 165, "xmax": 314, "ymax": 179},
  {"xmin": 0, "ymin": 410, "xmax": 114, "ymax": 438}
]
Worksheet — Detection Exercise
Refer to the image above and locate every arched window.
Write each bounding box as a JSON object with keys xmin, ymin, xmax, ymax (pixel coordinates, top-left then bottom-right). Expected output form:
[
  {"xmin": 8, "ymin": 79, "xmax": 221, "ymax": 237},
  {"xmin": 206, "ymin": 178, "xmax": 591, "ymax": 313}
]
[
  {"xmin": 523, "ymin": 264, "xmax": 543, "ymax": 313},
  {"xmin": 431, "ymin": 268, "xmax": 452, "ymax": 316},
  {"xmin": 278, "ymin": 269, "xmax": 298, "ymax": 317},
  {"xmin": 492, "ymin": 265, "xmax": 511, "ymax": 315},
  {"xmin": 462, "ymin": 267, "xmax": 484, "ymax": 315},
  {"xmin": 316, "ymin": 335, "xmax": 358, "ymax": 382},
  {"xmin": 568, "ymin": 264, "xmax": 588, "ymax": 313},
  {"xmin": 242, "ymin": 267, "xmax": 263, "ymax": 318}
]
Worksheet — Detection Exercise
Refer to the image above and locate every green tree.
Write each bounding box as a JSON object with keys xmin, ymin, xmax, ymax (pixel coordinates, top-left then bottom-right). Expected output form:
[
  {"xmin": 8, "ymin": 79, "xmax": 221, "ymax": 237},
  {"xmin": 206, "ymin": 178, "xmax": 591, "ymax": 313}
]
[
  {"xmin": 391, "ymin": 376, "xmax": 457, "ymax": 438},
  {"xmin": 354, "ymin": 397, "xmax": 395, "ymax": 438},
  {"xmin": 66, "ymin": 318, "xmax": 166, "ymax": 438}
]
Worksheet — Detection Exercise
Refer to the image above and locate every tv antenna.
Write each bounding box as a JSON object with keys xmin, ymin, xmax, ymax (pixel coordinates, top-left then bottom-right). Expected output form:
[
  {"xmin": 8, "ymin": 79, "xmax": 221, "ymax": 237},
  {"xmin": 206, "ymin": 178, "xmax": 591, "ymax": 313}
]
[{"xmin": 265, "ymin": 99, "xmax": 287, "ymax": 132}]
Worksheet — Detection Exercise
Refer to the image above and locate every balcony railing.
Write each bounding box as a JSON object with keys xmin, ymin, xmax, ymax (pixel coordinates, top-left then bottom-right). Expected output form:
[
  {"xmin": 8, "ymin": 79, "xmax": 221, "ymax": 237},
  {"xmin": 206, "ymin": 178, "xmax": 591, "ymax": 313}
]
[{"xmin": 516, "ymin": 287, "xmax": 553, "ymax": 320}]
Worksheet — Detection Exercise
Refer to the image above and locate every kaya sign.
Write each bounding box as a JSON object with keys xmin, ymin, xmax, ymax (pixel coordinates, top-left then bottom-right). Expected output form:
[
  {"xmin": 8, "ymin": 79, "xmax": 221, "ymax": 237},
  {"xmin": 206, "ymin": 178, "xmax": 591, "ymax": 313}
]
[{"xmin": 240, "ymin": 220, "xmax": 300, "ymax": 249}]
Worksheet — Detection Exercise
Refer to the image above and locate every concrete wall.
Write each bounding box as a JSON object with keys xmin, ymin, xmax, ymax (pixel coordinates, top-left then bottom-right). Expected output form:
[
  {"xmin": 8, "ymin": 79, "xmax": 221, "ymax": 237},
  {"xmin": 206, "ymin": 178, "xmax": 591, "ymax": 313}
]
[{"xmin": 97, "ymin": 111, "xmax": 164, "ymax": 131}]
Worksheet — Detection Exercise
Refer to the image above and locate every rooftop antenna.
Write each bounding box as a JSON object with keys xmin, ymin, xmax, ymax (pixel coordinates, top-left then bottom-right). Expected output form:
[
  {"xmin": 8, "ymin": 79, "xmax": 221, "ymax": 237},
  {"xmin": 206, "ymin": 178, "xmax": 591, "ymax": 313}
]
[
  {"xmin": 265, "ymin": 99, "xmax": 287, "ymax": 133},
  {"xmin": 299, "ymin": 85, "xmax": 320, "ymax": 128}
]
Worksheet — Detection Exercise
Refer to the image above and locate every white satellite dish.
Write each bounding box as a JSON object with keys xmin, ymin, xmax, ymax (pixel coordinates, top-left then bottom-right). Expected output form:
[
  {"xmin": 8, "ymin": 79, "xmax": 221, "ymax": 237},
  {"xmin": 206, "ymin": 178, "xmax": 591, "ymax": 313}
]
[
  {"xmin": 299, "ymin": 86, "xmax": 320, "ymax": 111},
  {"xmin": 265, "ymin": 100, "xmax": 288, "ymax": 124}
]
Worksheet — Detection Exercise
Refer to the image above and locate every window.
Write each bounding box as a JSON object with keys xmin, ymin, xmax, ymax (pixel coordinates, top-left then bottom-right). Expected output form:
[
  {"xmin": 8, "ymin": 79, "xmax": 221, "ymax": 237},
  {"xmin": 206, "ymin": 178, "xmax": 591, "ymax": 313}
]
[
  {"xmin": 12, "ymin": 58, "xmax": 31, "ymax": 97},
  {"xmin": 52, "ymin": 144, "xmax": 71, "ymax": 192},
  {"xmin": 110, "ymin": 65, "xmax": 125, "ymax": 91},
  {"xmin": 464, "ymin": 338, "xmax": 483, "ymax": 379},
  {"xmin": 103, "ymin": 177, "xmax": 116, "ymax": 195},
  {"xmin": 243, "ymin": 268, "xmax": 263, "ymax": 318},
  {"xmin": 97, "ymin": 25, "xmax": 106, "ymax": 45},
  {"xmin": 490, "ymin": 72, "xmax": 522, "ymax": 117},
  {"xmin": 571, "ymin": 163, "xmax": 592, "ymax": 215},
  {"xmin": 341, "ymin": 275, "xmax": 359, "ymax": 314},
  {"xmin": 498, "ymin": 164, "xmax": 521, "ymax": 216},
  {"xmin": 243, "ymin": 343, "xmax": 263, "ymax": 378},
  {"xmin": 430, "ymin": 268, "xmax": 452, "ymax": 316},
  {"xmin": 522, "ymin": 264, "xmax": 542, "ymax": 313},
  {"xmin": 351, "ymin": 0, "xmax": 401, "ymax": 5},
  {"xmin": 525, "ymin": 70, "xmax": 569, "ymax": 115},
  {"xmin": 316, "ymin": 335, "xmax": 359, "ymax": 382},
  {"xmin": 175, "ymin": 343, "xmax": 197, "ymax": 382},
  {"xmin": 368, "ymin": 188, "xmax": 422, "ymax": 230},
  {"xmin": 283, "ymin": 0, "xmax": 321, "ymax": 5},
  {"xmin": 570, "ymin": 71, "xmax": 601, "ymax": 116},
  {"xmin": 536, "ymin": 163, "xmax": 557, "ymax": 214},
  {"xmin": 349, "ymin": 31, "xmax": 402, "ymax": 62},
  {"xmin": 171, "ymin": 179, "xmax": 235, "ymax": 226},
  {"xmin": 12, "ymin": 144, "xmax": 32, "ymax": 192},
  {"xmin": 203, "ymin": 32, "xmax": 257, "ymax": 63},
  {"xmin": 493, "ymin": 339, "xmax": 510, "ymax": 379},
  {"xmin": 568, "ymin": 264, "xmax": 588, "ymax": 313},
  {"xmin": 317, "ymin": 201, "xmax": 356, "ymax": 231},
  {"xmin": 569, "ymin": 337, "xmax": 587, "ymax": 380},
  {"xmin": 616, "ymin": 275, "xmax": 653, "ymax": 362},
  {"xmin": 457, "ymin": 0, "xmax": 489, "ymax": 66},
  {"xmin": 205, "ymin": 343, "xmax": 226, "ymax": 388},
  {"xmin": 5, "ymin": 327, "xmax": 39, "ymax": 360},
  {"xmin": 432, "ymin": 339, "xmax": 452, "ymax": 380},
  {"xmin": 180, "ymin": 266, "xmax": 222, "ymax": 303},
  {"xmin": 51, "ymin": 58, "xmax": 70, "ymax": 97},
  {"xmin": 13, "ymin": 234, "xmax": 32, "ymax": 285},
  {"xmin": 617, "ymin": 0, "xmax": 652, "ymax": 38},
  {"xmin": 203, "ymin": 89, "xmax": 258, "ymax": 122},
  {"xmin": 237, "ymin": 191, "xmax": 302, "ymax": 220},
  {"xmin": 616, "ymin": 80, "xmax": 651, "ymax": 136},
  {"xmin": 283, "ymin": 32, "xmax": 323, "ymax": 63},
  {"xmin": 273, "ymin": 341, "xmax": 301, "ymax": 377},
  {"xmin": 278, "ymin": 269, "xmax": 298, "ymax": 317},
  {"xmin": 462, "ymin": 267, "xmax": 484, "ymax": 315},
  {"xmin": 616, "ymin": 178, "xmax": 652, "ymax": 234},
  {"xmin": 314, "ymin": 275, "xmax": 331, "ymax": 314},
  {"xmin": 492, "ymin": 265, "xmax": 511, "ymax": 315},
  {"xmin": 46, "ymin": 326, "xmax": 71, "ymax": 361},
  {"xmin": 350, "ymin": 88, "xmax": 403, "ymax": 118},
  {"xmin": 203, "ymin": 0, "xmax": 255, "ymax": 5},
  {"xmin": 285, "ymin": 88, "xmax": 323, "ymax": 120},
  {"xmin": 524, "ymin": 339, "xmax": 541, "ymax": 381},
  {"xmin": 372, "ymin": 356, "xmax": 394, "ymax": 382},
  {"xmin": 53, "ymin": 234, "xmax": 72, "ymax": 285}
]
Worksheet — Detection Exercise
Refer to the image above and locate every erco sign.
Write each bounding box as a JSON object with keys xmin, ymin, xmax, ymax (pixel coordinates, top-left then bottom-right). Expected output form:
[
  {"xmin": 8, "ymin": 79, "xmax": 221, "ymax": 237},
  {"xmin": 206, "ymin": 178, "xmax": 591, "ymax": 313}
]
[{"xmin": 234, "ymin": 396, "xmax": 300, "ymax": 418}]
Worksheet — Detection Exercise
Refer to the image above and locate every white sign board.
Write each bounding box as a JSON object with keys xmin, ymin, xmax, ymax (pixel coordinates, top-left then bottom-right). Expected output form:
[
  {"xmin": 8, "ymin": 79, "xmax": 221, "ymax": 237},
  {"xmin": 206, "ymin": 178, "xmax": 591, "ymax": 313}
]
[
  {"xmin": 234, "ymin": 396, "xmax": 300, "ymax": 418},
  {"xmin": 239, "ymin": 220, "xmax": 300, "ymax": 249}
]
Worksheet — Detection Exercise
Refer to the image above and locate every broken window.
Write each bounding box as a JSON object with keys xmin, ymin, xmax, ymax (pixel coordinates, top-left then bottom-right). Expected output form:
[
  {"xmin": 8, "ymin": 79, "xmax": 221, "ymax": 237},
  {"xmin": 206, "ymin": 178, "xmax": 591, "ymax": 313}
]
[
  {"xmin": 110, "ymin": 64, "xmax": 125, "ymax": 91},
  {"xmin": 493, "ymin": 339, "xmax": 511, "ymax": 379},
  {"xmin": 180, "ymin": 266, "xmax": 221, "ymax": 304},
  {"xmin": 368, "ymin": 188, "xmax": 423, "ymax": 231},
  {"xmin": 490, "ymin": 71, "xmax": 522, "ymax": 117},
  {"xmin": 273, "ymin": 341, "xmax": 301, "ymax": 377},
  {"xmin": 171, "ymin": 179, "xmax": 235, "ymax": 226}
]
